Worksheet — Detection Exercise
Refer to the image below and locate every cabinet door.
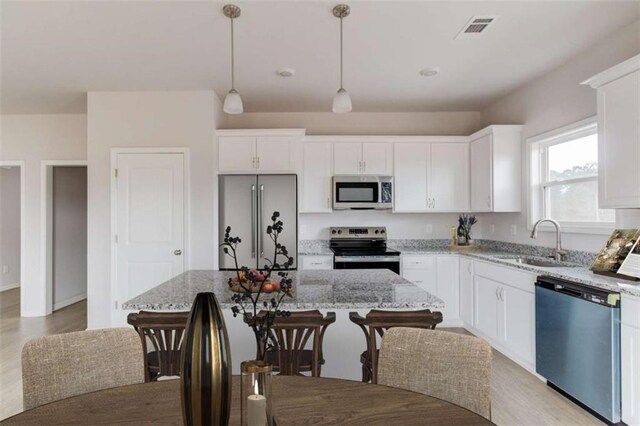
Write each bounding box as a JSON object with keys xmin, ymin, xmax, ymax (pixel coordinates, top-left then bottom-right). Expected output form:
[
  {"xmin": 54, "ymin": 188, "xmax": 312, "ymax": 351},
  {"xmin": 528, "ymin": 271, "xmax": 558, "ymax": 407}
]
[
  {"xmin": 430, "ymin": 143, "xmax": 470, "ymax": 211},
  {"xmin": 470, "ymin": 134, "xmax": 492, "ymax": 212},
  {"xmin": 459, "ymin": 258, "xmax": 474, "ymax": 326},
  {"xmin": 402, "ymin": 256, "xmax": 437, "ymax": 295},
  {"xmin": 598, "ymin": 71, "xmax": 640, "ymax": 208},
  {"xmin": 218, "ymin": 136, "xmax": 256, "ymax": 172},
  {"xmin": 302, "ymin": 143, "xmax": 333, "ymax": 212},
  {"xmin": 622, "ymin": 323, "xmax": 640, "ymax": 425},
  {"xmin": 333, "ymin": 143, "xmax": 362, "ymax": 175},
  {"xmin": 393, "ymin": 143, "xmax": 428, "ymax": 212},
  {"xmin": 362, "ymin": 143, "xmax": 390, "ymax": 175},
  {"xmin": 502, "ymin": 285, "xmax": 535, "ymax": 366},
  {"xmin": 256, "ymin": 136, "xmax": 293, "ymax": 172},
  {"xmin": 436, "ymin": 256, "xmax": 459, "ymax": 322},
  {"xmin": 474, "ymin": 275, "xmax": 500, "ymax": 341}
]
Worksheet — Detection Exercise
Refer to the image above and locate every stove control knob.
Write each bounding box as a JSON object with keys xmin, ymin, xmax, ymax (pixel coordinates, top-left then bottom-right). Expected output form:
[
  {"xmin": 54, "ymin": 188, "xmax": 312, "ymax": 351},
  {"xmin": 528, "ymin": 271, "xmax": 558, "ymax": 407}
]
[
  {"xmin": 375, "ymin": 230, "xmax": 380, "ymax": 234},
  {"xmin": 331, "ymin": 229, "xmax": 337, "ymax": 234},
  {"xmin": 337, "ymin": 229, "xmax": 342, "ymax": 234},
  {"xmin": 381, "ymin": 229, "xmax": 386, "ymax": 234}
]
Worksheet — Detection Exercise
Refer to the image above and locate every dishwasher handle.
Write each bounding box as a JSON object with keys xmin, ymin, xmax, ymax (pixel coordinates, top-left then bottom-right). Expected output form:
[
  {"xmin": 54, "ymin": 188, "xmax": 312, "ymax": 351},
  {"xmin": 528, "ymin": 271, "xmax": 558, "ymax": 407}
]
[{"xmin": 555, "ymin": 285, "xmax": 583, "ymax": 298}]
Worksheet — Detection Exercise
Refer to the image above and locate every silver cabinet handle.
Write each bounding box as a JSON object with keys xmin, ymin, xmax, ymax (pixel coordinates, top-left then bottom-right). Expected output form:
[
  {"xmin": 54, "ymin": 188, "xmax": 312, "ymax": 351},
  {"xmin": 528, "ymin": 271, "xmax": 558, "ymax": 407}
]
[
  {"xmin": 259, "ymin": 184, "xmax": 264, "ymax": 257},
  {"xmin": 252, "ymin": 157, "xmax": 256, "ymax": 169},
  {"xmin": 486, "ymin": 195, "xmax": 491, "ymax": 208},
  {"xmin": 363, "ymin": 160, "xmax": 367, "ymax": 172},
  {"xmin": 432, "ymin": 198, "xmax": 436, "ymax": 209},
  {"xmin": 500, "ymin": 288, "xmax": 505, "ymax": 301},
  {"xmin": 358, "ymin": 161, "xmax": 362, "ymax": 173},
  {"xmin": 495, "ymin": 287, "xmax": 499, "ymax": 300},
  {"xmin": 257, "ymin": 157, "xmax": 260, "ymax": 169},
  {"xmin": 467, "ymin": 263, "xmax": 472, "ymax": 274},
  {"xmin": 251, "ymin": 184, "xmax": 256, "ymax": 258},
  {"xmin": 174, "ymin": 249, "xmax": 182, "ymax": 256},
  {"xmin": 327, "ymin": 197, "xmax": 331, "ymax": 209}
]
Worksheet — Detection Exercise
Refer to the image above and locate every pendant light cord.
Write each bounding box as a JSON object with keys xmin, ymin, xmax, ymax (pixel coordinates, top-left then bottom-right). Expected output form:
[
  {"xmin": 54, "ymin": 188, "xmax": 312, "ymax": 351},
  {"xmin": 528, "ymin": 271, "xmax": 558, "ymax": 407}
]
[
  {"xmin": 230, "ymin": 16, "xmax": 235, "ymax": 90},
  {"xmin": 339, "ymin": 15, "xmax": 344, "ymax": 90}
]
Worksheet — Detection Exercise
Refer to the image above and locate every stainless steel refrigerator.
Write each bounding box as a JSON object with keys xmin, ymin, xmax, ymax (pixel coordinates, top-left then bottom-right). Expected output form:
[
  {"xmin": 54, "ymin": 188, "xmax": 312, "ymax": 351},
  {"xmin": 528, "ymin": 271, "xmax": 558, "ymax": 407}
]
[{"xmin": 219, "ymin": 174, "xmax": 297, "ymax": 270}]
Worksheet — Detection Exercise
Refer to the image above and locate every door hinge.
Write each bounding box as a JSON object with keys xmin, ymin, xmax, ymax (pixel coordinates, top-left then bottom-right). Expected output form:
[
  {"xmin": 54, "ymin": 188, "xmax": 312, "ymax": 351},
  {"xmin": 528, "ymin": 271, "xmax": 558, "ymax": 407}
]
[{"xmin": 114, "ymin": 168, "xmax": 118, "ymax": 178}]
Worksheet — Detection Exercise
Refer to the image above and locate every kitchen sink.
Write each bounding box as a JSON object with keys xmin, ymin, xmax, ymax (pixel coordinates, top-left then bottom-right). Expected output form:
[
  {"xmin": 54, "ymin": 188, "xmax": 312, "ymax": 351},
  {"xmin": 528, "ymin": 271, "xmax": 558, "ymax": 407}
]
[{"xmin": 501, "ymin": 257, "xmax": 578, "ymax": 268}]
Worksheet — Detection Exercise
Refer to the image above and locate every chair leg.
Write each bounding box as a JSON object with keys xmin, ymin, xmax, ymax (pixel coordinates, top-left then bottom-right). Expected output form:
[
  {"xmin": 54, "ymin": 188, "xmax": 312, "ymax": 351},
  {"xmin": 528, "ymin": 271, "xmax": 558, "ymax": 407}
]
[{"xmin": 361, "ymin": 363, "xmax": 369, "ymax": 383}]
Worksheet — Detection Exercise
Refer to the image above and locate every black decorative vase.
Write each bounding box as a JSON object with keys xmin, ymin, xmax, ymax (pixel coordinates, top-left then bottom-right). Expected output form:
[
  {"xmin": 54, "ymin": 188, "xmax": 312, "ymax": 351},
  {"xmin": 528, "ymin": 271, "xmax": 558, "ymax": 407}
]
[{"xmin": 180, "ymin": 292, "xmax": 232, "ymax": 426}]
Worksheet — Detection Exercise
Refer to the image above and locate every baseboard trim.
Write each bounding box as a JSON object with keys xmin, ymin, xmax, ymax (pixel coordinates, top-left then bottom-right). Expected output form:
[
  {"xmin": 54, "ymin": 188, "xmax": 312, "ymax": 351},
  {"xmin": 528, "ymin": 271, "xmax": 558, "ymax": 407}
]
[
  {"xmin": 0, "ymin": 283, "xmax": 20, "ymax": 292},
  {"xmin": 53, "ymin": 293, "xmax": 87, "ymax": 311}
]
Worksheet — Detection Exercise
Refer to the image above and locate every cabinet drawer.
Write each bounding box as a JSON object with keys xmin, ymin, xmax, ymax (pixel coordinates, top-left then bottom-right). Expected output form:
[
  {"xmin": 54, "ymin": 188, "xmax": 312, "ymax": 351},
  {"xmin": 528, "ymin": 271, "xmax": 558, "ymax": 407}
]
[
  {"xmin": 402, "ymin": 255, "xmax": 434, "ymax": 270},
  {"xmin": 301, "ymin": 255, "xmax": 333, "ymax": 270},
  {"xmin": 474, "ymin": 260, "xmax": 536, "ymax": 294},
  {"xmin": 622, "ymin": 294, "xmax": 640, "ymax": 329}
]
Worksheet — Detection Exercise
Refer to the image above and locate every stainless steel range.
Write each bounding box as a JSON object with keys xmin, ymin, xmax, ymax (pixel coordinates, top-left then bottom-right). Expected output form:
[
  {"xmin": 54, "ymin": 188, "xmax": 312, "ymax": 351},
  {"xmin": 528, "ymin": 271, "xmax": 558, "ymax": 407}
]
[{"xmin": 330, "ymin": 227, "xmax": 400, "ymax": 274}]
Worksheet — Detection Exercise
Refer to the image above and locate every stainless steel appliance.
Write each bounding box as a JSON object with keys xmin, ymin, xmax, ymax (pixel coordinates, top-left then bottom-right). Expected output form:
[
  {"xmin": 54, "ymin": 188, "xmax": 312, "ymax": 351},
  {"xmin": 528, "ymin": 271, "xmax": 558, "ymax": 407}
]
[
  {"xmin": 330, "ymin": 227, "xmax": 400, "ymax": 274},
  {"xmin": 332, "ymin": 176, "xmax": 393, "ymax": 210},
  {"xmin": 218, "ymin": 174, "xmax": 297, "ymax": 270},
  {"xmin": 535, "ymin": 276, "xmax": 621, "ymax": 423}
]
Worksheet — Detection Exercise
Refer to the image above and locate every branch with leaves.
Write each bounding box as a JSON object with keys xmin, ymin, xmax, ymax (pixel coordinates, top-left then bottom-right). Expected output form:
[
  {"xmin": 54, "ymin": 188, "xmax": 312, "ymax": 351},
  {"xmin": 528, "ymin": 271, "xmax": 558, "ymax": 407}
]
[{"xmin": 220, "ymin": 211, "xmax": 294, "ymax": 361}]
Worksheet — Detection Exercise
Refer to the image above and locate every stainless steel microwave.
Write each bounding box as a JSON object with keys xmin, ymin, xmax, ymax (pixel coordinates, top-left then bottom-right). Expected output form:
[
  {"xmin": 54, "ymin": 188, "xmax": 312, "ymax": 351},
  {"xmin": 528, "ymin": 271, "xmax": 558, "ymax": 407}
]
[{"xmin": 333, "ymin": 176, "xmax": 393, "ymax": 210}]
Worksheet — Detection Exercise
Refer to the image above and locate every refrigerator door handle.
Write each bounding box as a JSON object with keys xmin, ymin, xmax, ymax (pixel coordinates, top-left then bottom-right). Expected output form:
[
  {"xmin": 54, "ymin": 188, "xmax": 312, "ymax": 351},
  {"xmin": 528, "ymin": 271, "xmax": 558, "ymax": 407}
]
[
  {"xmin": 251, "ymin": 184, "xmax": 256, "ymax": 258},
  {"xmin": 259, "ymin": 184, "xmax": 264, "ymax": 258}
]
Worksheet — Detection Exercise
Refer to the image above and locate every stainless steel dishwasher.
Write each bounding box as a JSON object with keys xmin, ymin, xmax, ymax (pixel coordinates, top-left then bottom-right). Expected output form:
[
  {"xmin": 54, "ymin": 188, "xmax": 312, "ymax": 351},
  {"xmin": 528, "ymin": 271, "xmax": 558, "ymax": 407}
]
[{"xmin": 535, "ymin": 276, "xmax": 621, "ymax": 424}]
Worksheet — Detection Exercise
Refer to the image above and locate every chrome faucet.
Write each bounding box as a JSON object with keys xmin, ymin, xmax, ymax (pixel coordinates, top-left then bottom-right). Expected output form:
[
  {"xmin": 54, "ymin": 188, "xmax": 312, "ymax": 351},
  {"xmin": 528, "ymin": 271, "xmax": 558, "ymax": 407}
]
[{"xmin": 530, "ymin": 218, "xmax": 566, "ymax": 261}]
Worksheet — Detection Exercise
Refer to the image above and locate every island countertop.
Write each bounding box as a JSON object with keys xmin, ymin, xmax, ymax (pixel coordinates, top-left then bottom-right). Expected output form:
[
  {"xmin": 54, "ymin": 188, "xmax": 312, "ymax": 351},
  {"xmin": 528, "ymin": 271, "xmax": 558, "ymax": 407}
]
[{"xmin": 121, "ymin": 269, "xmax": 444, "ymax": 311}]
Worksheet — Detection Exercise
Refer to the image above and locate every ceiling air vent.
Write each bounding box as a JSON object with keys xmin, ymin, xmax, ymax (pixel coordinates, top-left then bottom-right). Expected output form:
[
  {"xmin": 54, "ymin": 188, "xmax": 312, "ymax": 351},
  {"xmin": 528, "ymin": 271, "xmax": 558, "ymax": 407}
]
[{"xmin": 455, "ymin": 16, "xmax": 499, "ymax": 40}]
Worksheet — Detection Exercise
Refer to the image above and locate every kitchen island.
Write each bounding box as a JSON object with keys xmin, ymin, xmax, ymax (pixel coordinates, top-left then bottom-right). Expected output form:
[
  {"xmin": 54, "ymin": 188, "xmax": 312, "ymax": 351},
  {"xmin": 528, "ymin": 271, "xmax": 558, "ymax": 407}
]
[{"xmin": 122, "ymin": 269, "xmax": 444, "ymax": 379}]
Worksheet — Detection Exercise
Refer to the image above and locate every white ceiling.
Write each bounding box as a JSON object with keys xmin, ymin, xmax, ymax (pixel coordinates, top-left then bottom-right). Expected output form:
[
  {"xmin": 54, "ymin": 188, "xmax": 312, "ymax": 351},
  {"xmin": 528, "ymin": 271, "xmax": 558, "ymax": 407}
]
[{"xmin": 1, "ymin": 1, "xmax": 639, "ymax": 114}]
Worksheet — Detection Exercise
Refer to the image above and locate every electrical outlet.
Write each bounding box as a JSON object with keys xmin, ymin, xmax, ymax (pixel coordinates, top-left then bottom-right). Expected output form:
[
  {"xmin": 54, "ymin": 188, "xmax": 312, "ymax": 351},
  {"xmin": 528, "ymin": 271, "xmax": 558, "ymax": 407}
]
[
  {"xmin": 510, "ymin": 224, "xmax": 517, "ymax": 236},
  {"xmin": 489, "ymin": 224, "xmax": 495, "ymax": 234},
  {"xmin": 2, "ymin": 265, "xmax": 8, "ymax": 274},
  {"xmin": 425, "ymin": 224, "xmax": 433, "ymax": 235}
]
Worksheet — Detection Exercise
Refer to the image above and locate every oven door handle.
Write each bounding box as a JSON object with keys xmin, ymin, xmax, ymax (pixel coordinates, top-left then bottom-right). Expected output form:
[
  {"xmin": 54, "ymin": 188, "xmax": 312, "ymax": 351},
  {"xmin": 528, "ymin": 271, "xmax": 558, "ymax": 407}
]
[{"xmin": 334, "ymin": 256, "xmax": 400, "ymax": 262}]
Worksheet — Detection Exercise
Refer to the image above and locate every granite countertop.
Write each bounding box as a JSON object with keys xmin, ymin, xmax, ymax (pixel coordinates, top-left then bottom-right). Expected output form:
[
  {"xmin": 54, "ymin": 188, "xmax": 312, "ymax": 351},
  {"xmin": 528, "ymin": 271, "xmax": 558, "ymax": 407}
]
[{"xmin": 122, "ymin": 269, "xmax": 445, "ymax": 311}]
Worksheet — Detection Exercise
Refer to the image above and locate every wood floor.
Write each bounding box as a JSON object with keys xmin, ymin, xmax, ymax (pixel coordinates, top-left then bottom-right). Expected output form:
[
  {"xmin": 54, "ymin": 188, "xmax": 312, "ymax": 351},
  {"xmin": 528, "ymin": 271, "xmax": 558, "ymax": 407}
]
[{"xmin": 0, "ymin": 289, "xmax": 603, "ymax": 424}]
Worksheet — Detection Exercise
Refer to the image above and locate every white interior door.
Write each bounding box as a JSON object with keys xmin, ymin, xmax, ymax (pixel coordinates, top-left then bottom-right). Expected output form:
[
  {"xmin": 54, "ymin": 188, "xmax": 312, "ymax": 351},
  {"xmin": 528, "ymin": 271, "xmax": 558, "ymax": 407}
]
[{"xmin": 116, "ymin": 153, "xmax": 185, "ymax": 303}]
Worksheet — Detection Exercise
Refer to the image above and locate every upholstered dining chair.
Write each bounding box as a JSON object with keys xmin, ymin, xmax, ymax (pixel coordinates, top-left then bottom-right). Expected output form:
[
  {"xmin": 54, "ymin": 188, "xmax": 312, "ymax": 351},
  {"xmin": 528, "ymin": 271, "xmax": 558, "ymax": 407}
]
[
  {"xmin": 245, "ymin": 310, "xmax": 336, "ymax": 376},
  {"xmin": 21, "ymin": 328, "xmax": 145, "ymax": 410},
  {"xmin": 378, "ymin": 328, "xmax": 493, "ymax": 420},
  {"xmin": 127, "ymin": 310, "xmax": 190, "ymax": 381},
  {"xmin": 349, "ymin": 309, "xmax": 443, "ymax": 383}
]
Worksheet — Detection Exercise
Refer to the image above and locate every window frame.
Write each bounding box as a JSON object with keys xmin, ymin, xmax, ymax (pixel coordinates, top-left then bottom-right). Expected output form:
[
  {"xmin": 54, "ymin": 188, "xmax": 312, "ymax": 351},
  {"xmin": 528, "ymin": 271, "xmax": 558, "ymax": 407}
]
[{"xmin": 527, "ymin": 117, "xmax": 614, "ymax": 235}]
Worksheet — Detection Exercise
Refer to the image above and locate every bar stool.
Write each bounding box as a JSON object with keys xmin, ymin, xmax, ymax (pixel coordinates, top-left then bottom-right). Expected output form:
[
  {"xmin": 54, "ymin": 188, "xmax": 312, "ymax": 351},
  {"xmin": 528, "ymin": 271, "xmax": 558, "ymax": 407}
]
[{"xmin": 349, "ymin": 309, "xmax": 443, "ymax": 383}]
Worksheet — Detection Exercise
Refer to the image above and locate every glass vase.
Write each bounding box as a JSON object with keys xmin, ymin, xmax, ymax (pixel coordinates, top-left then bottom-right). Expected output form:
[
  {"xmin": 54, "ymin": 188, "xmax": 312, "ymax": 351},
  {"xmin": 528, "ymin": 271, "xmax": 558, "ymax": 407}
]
[{"xmin": 240, "ymin": 360, "xmax": 274, "ymax": 426}]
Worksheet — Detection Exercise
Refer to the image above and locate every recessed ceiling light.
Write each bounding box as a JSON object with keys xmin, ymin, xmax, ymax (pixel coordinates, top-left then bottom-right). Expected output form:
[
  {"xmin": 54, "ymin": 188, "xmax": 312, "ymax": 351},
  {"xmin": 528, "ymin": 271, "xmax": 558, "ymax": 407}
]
[
  {"xmin": 419, "ymin": 67, "xmax": 440, "ymax": 77},
  {"xmin": 277, "ymin": 68, "xmax": 296, "ymax": 77}
]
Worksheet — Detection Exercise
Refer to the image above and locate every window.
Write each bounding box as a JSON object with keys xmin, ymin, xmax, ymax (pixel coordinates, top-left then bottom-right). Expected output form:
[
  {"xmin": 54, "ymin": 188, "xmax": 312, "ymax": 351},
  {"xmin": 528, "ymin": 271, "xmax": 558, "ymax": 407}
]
[{"xmin": 529, "ymin": 118, "xmax": 614, "ymax": 233}]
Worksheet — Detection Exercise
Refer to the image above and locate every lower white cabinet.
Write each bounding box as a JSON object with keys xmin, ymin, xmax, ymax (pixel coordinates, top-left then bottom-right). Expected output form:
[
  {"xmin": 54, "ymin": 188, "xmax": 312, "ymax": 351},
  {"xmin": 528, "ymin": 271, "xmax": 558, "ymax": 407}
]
[
  {"xmin": 402, "ymin": 255, "xmax": 459, "ymax": 324},
  {"xmin": 622, "ymin": 294, "xmax": 640, "ymax": 425},
  {"xmin": 300, "ymin": 255, "xmax": 333, "ymax": 270},
  {"xmin": 472, "ymin": 261, "xmax": 536, "ymax": 368}
]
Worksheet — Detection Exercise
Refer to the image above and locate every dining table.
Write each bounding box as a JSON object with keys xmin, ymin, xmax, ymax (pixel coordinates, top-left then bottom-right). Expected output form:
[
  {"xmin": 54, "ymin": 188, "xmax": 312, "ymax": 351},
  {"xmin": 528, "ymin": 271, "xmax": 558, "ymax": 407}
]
[{"xmin": 2, "ymin": 375, "xmax": 491, "ymax": 425}]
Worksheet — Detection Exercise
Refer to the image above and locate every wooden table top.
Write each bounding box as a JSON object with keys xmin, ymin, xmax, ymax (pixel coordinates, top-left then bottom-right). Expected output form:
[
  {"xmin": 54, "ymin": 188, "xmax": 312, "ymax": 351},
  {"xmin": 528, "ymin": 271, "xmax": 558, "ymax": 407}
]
[{"xmin": 2, "ymin": 376, "xmax": 491, "ymax": 425}]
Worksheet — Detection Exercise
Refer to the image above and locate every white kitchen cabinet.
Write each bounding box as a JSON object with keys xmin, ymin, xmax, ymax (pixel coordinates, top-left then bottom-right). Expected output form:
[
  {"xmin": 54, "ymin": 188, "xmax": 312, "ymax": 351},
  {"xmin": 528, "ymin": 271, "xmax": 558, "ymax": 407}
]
[
  {"xmin": 301, "ymin": 142, "xmax": 333, "ymax": 213},
  {"xmin": 333, "ymin": 142, "xmax": 391, "ymax": 175},
  {"xmin": 472, "ymin": 261, "xmax": 536, "ymax": 368},
  {"xmin": 469, "ymin": 125, "xmax": 522, "ymax": 212},
  {"xmin": 583, "ymin": 55, "xmax": 640, "ymax": 208},
  {"xmin": 300, "ymin": 255, "xmax": 334, "ymax": 270},
  {"xmin": 402, "ymin": 255, "xmax": 459, "ymax": 325},
  {"xmin": 394, "ymin": 141, "xmax": 469, "ymax": 212},
  {"xmin": 622, "ymin": 294, "xmax": 640, "ymax": 425},
  {"xmin": 459, "ymin": 257, "xmax": 474, "ymax": 327},
  {"xmin": 216, "ymin": 129, "xmax": 305, "ymax": 174}
]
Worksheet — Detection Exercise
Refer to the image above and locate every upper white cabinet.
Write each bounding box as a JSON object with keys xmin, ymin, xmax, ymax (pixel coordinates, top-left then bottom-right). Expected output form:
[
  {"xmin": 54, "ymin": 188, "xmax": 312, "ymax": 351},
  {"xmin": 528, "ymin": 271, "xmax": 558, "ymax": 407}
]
[
  {"xmin": 301, "ymin": 142, "xmax": 333, "ymax": 213},
  {"xmin": 216, "ymin": 129, "xmax": 305, "ymax": 174},
  {"xmin": 583, "ymin": 55, "xmax": 640, "ymax": 208},
  {"xmin": 394, "ymin": 140, "xmax": 469, "ymax": 212},
  {"xmin": 333, "ymin": 141, "xmax": 392, "ymax": 175},
  {"xmin": 469, "ymin": 125, "xmax": 522, "ymax": 212}
]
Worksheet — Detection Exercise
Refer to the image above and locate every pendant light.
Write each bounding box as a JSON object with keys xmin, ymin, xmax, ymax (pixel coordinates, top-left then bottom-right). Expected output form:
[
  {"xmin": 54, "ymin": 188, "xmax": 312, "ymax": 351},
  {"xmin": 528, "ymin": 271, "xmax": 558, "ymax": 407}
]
[
  {"xmin": 332, "ymin": 4, "xmax": 352, "ymax": 113},
  {"xmin": 223, "ymin": 4, "xmax": 243, "ymax": 114}
]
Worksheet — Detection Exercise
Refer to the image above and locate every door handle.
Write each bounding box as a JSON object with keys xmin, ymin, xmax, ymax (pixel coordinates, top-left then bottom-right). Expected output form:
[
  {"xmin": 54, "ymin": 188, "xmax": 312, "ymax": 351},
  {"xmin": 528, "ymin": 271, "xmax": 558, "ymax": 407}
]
[
  {"xmin": 259, "ymin": 184, "xmax": 264, "ymax": 257},
  {"xmin": 251, "ymin": 184, "xmax": 256, "ymax": 258},
  {"xmin": 174, "ymin": 250, "xmax": 182, "ymax": 256}
]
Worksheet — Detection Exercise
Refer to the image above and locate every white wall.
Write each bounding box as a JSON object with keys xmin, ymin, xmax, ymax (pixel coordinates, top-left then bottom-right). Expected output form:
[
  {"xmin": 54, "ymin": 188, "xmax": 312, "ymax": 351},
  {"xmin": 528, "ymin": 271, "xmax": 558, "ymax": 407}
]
[
  {"xmin": 0, "ymin": 167, "xmax": 21, "ymax": 290},
  {"xmin": 0, "ymin": 114, "xmax": 87, "ymax": 316},
  {"xmin": 87, "ymin": 91, "xmax": 222, "ymax": 328},
  {"xmin": 223, "ymin": 111, "xmax": 481, "ymax": 136},
  {"xmin": 52, "ymin": 166, "xmax": 87, "ymax": 310},
  {"xmin": 479, "ymin": 20, "xmax": 640, "ymax": 253}
]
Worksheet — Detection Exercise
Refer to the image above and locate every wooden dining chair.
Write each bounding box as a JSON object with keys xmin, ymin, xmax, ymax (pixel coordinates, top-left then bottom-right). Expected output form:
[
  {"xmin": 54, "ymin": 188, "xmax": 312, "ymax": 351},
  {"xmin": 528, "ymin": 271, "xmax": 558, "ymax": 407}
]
[
  {"xmin": 245, "ymin": 310, "xmax": 336, "ymax": 377},
  {"xmin": 127, "ymin": 310, "xmax": 190, "ymax": 382},
  {"xmin": 378, "ymin": 328, "xmax": 492, "ymax": 420},
  {"xmin": 21, "ymin": 328, "xmax": 145, "ymax": 410},
  {"xmin": 349, "ymin": 309, "xmax": 443, "ymax": 383}
]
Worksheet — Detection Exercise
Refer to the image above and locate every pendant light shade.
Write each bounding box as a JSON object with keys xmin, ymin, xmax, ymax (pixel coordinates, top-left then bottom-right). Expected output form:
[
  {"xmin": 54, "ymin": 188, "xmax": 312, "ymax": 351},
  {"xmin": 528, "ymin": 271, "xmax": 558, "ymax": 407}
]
[
  {"xmin": 332, "ymin": 88, "xmax": 352, "ymax": 114},
  {"xmin": 332, "ymin": 4, "xmax": 352, "ymax": 113},
  {"xmin": 223, "ymin": 4, "xmax": 243, "ymax": 115}
]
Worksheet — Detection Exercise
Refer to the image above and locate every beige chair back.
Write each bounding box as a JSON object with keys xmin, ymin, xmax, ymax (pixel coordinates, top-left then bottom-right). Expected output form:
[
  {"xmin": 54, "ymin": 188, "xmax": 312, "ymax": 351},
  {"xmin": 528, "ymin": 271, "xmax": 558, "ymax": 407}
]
[
  {"xmin": 22, "ymin": 328, "xmax": 145, "ymax": 410},
  {"xmin": 378, "ymin": 328, "xmax": 492, "ymax": 419}
]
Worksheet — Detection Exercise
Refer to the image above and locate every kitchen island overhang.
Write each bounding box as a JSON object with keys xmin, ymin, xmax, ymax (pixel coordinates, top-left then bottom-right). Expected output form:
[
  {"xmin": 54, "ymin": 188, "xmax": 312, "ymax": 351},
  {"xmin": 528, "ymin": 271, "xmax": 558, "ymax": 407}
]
[{"xmin": 122, "ymin": 269, "xmax": 444, "ymax": 380}]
